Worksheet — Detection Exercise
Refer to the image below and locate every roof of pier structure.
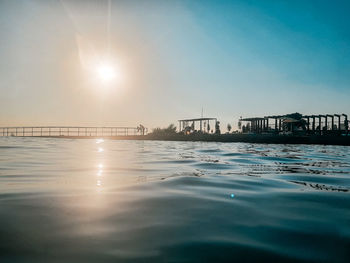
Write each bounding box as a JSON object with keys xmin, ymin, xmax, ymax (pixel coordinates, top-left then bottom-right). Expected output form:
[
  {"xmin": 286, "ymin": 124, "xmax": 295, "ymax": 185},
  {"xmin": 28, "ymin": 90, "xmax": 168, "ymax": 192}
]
[
  {"xmin": 178, "ymin": 118, "xmax": 217, "ymax": 122},
  {"xmin": 240, "ymin": 117, "xmax": 265, "ymax": 121},
  {"xmin": 264, "ymin": 115, "xmax": 284, "ymax": 119},
  {"xmin": 241, "ymin": 113, "xmax": 304, "ymax": 121},
  {"xmin": 241, "ymin": 115, "xmax": 289, "ymax": 121}
]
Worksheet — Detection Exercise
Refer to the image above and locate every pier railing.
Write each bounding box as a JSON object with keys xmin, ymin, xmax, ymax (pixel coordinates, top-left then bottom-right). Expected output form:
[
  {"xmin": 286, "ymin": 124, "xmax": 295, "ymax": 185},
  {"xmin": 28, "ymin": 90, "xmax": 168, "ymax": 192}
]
[{"xmin": 0, "ymin": 126, "xmax": 146, "ymax": 137}]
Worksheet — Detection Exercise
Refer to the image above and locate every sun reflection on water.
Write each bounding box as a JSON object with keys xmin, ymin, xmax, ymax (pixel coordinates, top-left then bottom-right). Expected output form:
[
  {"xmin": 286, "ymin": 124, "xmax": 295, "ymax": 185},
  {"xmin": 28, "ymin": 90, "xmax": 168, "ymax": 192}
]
[
  {"xmin": 96, "ymin": 139, "xmax": 105, "ymax": 191},
  {"xmin": 96, "ymin": 139, "xmax": 104, "ymax": 144}
]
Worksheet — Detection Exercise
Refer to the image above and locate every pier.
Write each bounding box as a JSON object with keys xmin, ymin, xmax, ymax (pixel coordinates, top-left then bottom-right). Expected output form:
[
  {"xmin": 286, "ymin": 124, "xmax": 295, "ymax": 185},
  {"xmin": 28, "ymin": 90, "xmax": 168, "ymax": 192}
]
[
  {"xmin": 178, "ymin": 117, "xmax": 218, "ymax": 134},
  {"xmin": 240, "ymin": 113, "xmax": 349, "ymax": 135},
  {"xmin": 0, "ymin": 126, "xmax": 146, "ymax": 137}
]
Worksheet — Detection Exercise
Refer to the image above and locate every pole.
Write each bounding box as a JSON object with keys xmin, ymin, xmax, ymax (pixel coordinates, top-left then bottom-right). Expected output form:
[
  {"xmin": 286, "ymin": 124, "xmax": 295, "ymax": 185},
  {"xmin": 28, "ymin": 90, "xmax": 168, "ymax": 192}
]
[
  {"xmin": 279, "ymin": 119, "xmax": 281, "ymax": 132},
  {"xmin": 319, "ymin": 117, "xmax": 321, "ymax": 134},
  {"xmin": 266, "ymin": 118, "xmax": 269, "ymax": 131}
]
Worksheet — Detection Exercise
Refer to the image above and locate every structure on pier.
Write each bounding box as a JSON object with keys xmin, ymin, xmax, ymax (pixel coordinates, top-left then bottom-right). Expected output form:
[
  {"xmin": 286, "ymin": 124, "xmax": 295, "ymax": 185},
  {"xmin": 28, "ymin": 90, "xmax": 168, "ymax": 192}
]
[
  {"xmin": 178, "ymin": 117, "xmax": 220, "ymax": 134},
  {"xmin": 240, "ymin": 113, "xmax": 348, "ymax": 135}
]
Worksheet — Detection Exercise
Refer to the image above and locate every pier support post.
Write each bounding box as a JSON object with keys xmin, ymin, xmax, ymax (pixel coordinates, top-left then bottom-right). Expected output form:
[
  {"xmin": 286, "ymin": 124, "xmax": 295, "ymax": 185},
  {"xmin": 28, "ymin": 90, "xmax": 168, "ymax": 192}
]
[
  {"xmin": 262, "ymin": 119, "xmax": 265, "ymax": 132},
  {"xmin": 318, "ymin": 116, "xmax": 322, "ymax": 135},
  {"xmin": 279, "ymin": 119, "xmax": 282, "ymax": 132},
  {"xmin": 275, "ymin": 118, "xmax": 277, "ymax": 132},
  {"xmin": 266, "ymin": 118, "xmax": 269, "ymax": 131},
  {"xmin": 343, "ymin": 114, "xmax": 348, "ymax": 134}
]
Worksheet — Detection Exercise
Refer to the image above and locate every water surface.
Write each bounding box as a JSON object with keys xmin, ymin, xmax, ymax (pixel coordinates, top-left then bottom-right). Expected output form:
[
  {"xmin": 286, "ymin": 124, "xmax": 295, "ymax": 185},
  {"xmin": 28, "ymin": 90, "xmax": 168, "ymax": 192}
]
[{"xmin": 0, "ymin": 137, "xmax": 349, "ymax": 262}]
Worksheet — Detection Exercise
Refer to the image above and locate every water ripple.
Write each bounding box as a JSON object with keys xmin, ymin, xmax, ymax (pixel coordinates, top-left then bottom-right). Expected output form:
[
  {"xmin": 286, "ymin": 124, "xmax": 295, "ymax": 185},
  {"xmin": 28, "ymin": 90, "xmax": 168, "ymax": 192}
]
[{"xmin": 0, "ymin": 138, "xmax": 349, "ymax": 262}]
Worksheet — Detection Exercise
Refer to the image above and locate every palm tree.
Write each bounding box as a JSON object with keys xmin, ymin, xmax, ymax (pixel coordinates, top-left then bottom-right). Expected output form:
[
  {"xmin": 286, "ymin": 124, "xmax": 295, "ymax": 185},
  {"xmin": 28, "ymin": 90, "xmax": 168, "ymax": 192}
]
[{"xmin": 227, "ymin": 123, "xmax": 232, "ymax": 133}]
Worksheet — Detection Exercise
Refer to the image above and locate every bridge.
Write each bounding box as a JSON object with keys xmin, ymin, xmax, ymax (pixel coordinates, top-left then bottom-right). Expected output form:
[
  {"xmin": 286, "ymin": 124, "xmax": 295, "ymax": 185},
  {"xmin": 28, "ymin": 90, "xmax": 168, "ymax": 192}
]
[{"xmin": 0, "ymin": 126, "xmax": 147, "ymax": 137}]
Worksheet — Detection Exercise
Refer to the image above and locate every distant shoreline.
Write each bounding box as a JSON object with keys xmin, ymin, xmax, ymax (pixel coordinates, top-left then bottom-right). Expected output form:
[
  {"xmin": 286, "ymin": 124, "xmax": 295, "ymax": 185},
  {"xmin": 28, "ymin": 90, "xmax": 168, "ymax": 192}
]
[{"xmin": 31, "ymin": 133, "xmax": 350, "ymax": 146}]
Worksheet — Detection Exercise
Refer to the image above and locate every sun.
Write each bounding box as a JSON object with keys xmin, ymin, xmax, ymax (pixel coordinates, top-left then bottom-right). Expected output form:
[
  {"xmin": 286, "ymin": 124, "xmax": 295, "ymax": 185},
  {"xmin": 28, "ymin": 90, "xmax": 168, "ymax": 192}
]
[{"xmin": 97, "ymin": 63, "xmax": 117, "ymax": 82}]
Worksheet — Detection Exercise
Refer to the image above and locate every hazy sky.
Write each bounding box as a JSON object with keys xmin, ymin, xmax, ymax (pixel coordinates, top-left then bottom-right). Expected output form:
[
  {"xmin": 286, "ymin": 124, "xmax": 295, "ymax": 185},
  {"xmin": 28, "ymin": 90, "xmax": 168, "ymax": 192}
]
[{"xmin": 1, "ymin": 0, "xmax": 349, "ymax": 130}]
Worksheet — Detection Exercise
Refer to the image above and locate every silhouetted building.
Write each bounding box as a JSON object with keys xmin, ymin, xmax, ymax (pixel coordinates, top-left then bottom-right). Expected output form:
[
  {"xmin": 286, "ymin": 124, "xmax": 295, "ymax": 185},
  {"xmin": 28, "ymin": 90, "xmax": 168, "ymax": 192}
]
[
  {"xmin": 178, "ymin": 117, "xmax": 217, "ymax": 134},
  {"xmin": 240, "ymin": 112, "xmax": 348, "ymax": 135}
]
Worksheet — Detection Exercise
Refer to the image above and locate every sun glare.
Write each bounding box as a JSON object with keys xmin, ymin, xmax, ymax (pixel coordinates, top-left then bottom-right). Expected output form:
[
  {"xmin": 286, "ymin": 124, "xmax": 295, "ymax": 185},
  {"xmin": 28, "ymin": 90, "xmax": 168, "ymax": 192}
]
[{"xmin": 97, "ymin": 63, "xmax": 116, "ymax": 82}]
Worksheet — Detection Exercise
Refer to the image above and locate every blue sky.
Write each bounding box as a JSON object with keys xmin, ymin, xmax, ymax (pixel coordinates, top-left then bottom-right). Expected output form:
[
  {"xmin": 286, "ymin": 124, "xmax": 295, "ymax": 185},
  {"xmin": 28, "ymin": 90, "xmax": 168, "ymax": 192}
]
[
  {"xmin": 0, "ymin": 0, "xmax": 349, "ymax": 130},
  {"xmin": 191, "ymin": 0, "xmax": 350, "ymax": 88}
]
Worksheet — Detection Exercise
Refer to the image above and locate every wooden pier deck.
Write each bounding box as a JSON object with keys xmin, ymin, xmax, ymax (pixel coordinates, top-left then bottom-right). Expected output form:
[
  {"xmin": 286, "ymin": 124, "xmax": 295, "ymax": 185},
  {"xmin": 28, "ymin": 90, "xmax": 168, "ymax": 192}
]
[{"xmin": 0, "ymin": 126, "xmax": 146, "ymax": 137}]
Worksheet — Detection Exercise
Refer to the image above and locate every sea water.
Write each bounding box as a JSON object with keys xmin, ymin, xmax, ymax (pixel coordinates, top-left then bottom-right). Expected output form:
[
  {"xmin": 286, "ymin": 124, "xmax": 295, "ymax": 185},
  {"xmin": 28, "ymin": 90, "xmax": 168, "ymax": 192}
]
[{"xmin": 0, "ymin": 137, "xmax": 349, "ymax": 262}]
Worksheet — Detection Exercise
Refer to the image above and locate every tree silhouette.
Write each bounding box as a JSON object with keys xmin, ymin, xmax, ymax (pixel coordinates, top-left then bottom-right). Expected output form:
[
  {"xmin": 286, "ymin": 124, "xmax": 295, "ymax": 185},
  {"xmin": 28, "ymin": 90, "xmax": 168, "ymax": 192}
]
[
  {"xmin": 227, "ymin": 123, "xmax": 232, "ymax": 133},
  {"xmin": 151, "ymin": 124, "xmax": 177, "ymax": 135}
]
